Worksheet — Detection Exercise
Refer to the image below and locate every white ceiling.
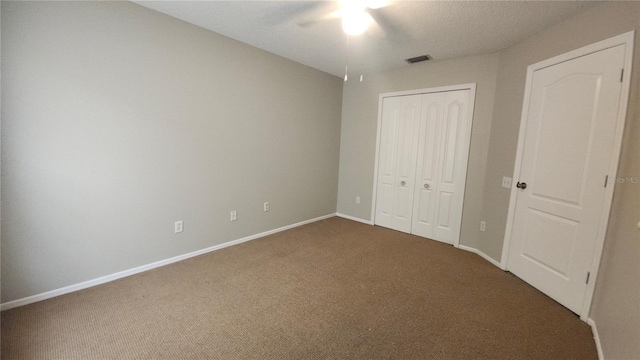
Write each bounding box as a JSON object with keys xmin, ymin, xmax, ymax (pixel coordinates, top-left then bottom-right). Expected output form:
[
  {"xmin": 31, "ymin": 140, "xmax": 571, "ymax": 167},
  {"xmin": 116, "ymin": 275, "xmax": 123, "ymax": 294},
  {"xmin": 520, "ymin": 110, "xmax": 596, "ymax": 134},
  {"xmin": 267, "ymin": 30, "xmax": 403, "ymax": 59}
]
[{"xmin": 133, "ymin": 1, "xmax": 600, "ymax": 78}]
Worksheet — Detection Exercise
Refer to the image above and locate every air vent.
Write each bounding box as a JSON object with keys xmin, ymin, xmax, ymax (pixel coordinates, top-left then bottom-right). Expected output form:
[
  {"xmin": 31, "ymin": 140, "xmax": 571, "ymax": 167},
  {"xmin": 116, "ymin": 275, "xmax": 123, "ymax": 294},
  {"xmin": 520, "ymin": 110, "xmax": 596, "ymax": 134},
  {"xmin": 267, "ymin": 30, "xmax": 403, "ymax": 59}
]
[{"xmin": 405, "ymin": 55, "xmax": 432, "ymax": 64}]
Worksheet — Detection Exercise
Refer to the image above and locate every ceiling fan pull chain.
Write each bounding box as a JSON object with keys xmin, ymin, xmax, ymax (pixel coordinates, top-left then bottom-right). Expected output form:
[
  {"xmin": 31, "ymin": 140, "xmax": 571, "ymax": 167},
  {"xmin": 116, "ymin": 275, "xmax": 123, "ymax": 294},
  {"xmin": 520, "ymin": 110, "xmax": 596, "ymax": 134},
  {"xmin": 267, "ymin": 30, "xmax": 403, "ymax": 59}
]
[{"xmin": 344, "ymin": 36, "xmax": 350, "ymax": 82}]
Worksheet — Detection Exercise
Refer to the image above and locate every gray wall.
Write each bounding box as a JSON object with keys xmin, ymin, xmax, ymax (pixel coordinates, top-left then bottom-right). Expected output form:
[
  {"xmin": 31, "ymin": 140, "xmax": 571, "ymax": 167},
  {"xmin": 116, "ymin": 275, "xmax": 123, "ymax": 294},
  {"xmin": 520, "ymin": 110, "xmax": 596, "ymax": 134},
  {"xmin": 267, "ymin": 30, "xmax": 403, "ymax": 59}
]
[
  {"xmin": 1, "ymin": 1, "xmax": 343, "ymax": 303},
  {"xmin": 478, "ymin": 1, "xmax": 640, "ymax": 263},
  {"xmin": 476, "ymin": 2, "xmax": 640, "ymax": 358},
  {"xmin": 336, "ymin": 2, "xmax": 639, "ymax": 358},
  {"xmin": 591, "ymin": 63, "xmax": 640, "ymax": 359},
  {"xmin": 336, "ymin": 53, "xmax": 499, "ymax": 249},
  {"xmin": 3, "ymin": 1, "xmax": 639, "ymax": 358}
]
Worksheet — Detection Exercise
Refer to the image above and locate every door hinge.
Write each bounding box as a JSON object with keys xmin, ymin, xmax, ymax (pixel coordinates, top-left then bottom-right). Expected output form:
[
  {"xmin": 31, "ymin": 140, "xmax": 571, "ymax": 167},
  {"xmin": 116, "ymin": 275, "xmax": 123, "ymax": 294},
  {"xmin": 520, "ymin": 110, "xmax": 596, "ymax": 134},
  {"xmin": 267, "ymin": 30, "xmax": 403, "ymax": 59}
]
[
  {"xmin": 620, "ymin": 68, "xmax": 624, "ymax": 82},
  {"xmin": 604, "ymin": 175, "xmax": 609, "ymax": 188},
  {"xmin": 586, "ymin": 272, "xmax": 591, "ymax": 284}
]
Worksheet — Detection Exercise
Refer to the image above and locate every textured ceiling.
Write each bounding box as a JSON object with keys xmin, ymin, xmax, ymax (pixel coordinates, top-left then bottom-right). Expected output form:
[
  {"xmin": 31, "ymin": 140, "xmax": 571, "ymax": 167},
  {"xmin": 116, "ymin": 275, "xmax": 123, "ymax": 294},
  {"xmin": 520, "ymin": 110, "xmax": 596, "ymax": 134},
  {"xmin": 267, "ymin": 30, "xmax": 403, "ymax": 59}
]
[{"xmin": 133, "ymin": 1, "xmax": 600, "ymax": 77}]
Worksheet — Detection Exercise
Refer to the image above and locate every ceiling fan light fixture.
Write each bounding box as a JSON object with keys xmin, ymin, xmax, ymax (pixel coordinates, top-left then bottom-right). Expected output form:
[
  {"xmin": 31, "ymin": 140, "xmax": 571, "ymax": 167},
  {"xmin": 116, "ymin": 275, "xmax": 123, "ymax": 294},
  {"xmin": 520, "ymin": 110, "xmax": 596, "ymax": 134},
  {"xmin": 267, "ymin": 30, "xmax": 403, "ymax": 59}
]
[{"xmin": 342, "ymin": 9, "xmax": 371, "ymax": 36}]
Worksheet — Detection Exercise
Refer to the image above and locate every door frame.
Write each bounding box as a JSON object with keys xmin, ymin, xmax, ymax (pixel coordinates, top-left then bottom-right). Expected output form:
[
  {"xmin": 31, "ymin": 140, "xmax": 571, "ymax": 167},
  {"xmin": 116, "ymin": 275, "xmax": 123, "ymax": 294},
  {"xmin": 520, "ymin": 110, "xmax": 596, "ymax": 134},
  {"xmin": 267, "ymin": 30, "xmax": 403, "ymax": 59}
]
[
  {"xmin": 371, "ymin": 83, "xmax": 477, "ymax": 248},
  {"xmin": 501, "ymin": 31, "xmax": 635, "ymax": 321}
]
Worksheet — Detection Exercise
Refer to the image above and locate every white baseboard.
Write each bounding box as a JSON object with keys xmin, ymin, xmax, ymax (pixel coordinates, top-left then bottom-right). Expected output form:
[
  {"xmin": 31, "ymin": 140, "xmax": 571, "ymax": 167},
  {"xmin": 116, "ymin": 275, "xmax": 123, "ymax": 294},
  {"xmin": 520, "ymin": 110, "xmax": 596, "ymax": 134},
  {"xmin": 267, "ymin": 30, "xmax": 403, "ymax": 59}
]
[
  {"xmin": 0, "ymin": 213, "xmax": 336, "ymax": 311},
  {"xmin": 458, "ymin": 245, "xmax": 502, "ymax": 268},
  {"xmin": 587, "ymin": 318, "xmax": 604, "ymax": 360},
  {"xmin": 334, "ymin": 215, "xmax": 503, "ymax": 270},
  {"xmin": 335, "ymin": 212, "xmax": 374, "ymax": 225}
]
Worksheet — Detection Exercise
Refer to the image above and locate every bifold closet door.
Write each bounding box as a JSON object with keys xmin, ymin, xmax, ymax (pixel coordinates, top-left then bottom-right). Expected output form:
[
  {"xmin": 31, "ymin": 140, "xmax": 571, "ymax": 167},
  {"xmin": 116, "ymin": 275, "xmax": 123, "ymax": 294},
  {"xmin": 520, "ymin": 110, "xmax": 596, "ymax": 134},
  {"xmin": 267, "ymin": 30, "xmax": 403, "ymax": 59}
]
[
  {"xmin": 375, "ymin": 89, "xmax": 472, "ymax": 244},
  {"xmin": 412, "ymin": 90, "xmax": 471, "ymax": 243},
  {"xmin": 374, "ymin": 94, "xmax": 422, "ymax": 233}
]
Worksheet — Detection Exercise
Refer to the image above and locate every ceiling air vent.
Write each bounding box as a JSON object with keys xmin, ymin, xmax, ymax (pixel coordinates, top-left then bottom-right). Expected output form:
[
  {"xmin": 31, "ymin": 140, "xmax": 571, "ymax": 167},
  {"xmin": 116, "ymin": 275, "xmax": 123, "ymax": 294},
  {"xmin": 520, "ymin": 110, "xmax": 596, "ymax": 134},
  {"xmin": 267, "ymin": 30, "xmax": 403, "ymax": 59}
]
[{"xmin": 405, "ymin": 55, "xmax": 432, "ymax": 64}]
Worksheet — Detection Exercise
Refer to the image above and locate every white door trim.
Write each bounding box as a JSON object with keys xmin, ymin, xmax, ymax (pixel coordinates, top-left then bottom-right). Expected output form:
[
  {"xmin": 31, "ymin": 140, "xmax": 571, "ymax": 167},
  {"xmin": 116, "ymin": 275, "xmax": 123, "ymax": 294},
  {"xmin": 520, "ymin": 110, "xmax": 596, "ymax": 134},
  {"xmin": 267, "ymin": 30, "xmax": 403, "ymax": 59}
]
[
  {"xmin": 501, "ymin": 31, "xmax": 635, "ymax": 321},
  {"xmin": 371, "ymin": 83, "xmax": 477, "ymax": 248}
]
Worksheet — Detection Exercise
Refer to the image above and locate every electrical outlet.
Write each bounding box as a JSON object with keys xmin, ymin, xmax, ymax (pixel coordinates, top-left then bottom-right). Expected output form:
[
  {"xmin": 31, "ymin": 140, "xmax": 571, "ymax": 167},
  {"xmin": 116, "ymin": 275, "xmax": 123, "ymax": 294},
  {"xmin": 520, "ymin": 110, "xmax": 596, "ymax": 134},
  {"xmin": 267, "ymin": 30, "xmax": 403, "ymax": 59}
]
[
  {"xmin": 174, "ymin": 220, "xmax": 183, "ymax": 233},
  {"xmin": 230, "ymin": 211, "xmax": 237, "ymax": 222},
  {"xmin": 502, "ymin": 176, "xmax": 512, "ymax": 188},
  {"xmin": 480, "ymin": 221, "xmax": 486, "ymax": 232},
  {"xmin": 356, "ymin": 196, "xmax": 361, "ymax": 204},
  {"xmin": 264, "ymin": 202, "xmax": 270, "ymax": 212}
]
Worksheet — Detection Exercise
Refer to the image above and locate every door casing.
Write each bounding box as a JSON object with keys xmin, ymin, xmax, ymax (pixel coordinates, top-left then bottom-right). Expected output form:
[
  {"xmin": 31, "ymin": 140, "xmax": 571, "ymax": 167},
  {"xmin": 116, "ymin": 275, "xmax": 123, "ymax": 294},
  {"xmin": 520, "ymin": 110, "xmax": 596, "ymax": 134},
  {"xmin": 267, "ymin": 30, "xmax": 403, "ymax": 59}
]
[
  {"xmin": 371, "ymin": 83, "xmax": 477, "ymax": 248},
  {"xmin": 501, "ymin": 31, "xmax": 635, "ymax": 321}
]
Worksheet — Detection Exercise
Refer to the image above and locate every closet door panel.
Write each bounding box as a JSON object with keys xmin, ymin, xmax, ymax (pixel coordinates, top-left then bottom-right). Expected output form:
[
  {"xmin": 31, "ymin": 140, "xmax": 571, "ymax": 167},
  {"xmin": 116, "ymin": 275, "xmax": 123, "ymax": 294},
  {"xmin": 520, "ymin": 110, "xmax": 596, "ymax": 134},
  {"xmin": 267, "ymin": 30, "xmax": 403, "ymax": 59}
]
[
  {"xmin": 411, "ymin": 93, "xmax": 445, "ymax": 238},
  {"xmin": 391, "ymin": 95, "xmax": 422, "ymax": 232},
  {"xmin": 433, "ymin": 90, "xmax": 471, "ymax": 243},
  {"xmin": 437, "ymin": 191, "xmax": 453, "ymax": 229},
  {"xmin": 374, "ymin": 97, "xmax": 402, "ymax": 228},
  {"xmin": 441, "ymin": 101, "xmax": 461, "ymax": 183},
  {"xmin": 374, "ymin": 95, "xmax": 421, "ymax": 233}
]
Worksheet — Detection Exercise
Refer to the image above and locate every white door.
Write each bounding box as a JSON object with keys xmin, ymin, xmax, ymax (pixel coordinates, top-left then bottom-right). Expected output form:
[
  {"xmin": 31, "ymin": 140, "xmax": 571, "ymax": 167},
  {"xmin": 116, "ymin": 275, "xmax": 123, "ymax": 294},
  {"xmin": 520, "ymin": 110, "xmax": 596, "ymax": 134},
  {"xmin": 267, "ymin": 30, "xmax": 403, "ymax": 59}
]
[
  {"xmin": 411, "ymin": 90, "xmax": 472, "ymax": 244},
  {"xmin": 374, "ymin": 95, "xmax": 422, "ymax": 233},
  {"xmin": 410, "ymin": 92, "xmax": 444, "ymax": 239},
  {"xmin": 507, "ymin": 45, "xmax": 627, "ymax": 314}
]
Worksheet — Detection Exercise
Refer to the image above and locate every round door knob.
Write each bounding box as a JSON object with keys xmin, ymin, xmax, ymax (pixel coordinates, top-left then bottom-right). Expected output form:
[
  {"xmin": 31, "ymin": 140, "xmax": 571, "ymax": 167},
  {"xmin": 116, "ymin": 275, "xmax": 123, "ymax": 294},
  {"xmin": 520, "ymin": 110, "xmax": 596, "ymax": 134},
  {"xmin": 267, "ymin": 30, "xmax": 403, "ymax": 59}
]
[
  {"xmin": 516, "ymin": 182, "xmax": 527, "ymax": 189},
  {"xmin": 424, "ymin": 184, "xmax": 430, "ymax": 189},
  {"xmin": 400, "ymin": 181, "xmax": 406, "ymax": 186}
]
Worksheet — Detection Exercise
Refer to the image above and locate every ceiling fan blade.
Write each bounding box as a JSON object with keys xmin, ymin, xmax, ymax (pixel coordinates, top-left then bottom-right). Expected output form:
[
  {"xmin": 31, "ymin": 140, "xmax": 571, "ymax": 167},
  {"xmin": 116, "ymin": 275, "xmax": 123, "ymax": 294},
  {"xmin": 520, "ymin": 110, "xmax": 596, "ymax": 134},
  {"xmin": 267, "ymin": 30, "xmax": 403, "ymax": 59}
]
[
  {"xmin": 297, "ymin": 10, "xmax": 343, "ymax": 29},
  {"xmin": 366, "ymin": 17, "xmax": 388, "ymax": 39},
  {"xmin": 366, "ymin": 0, "xmax": 391, "ymax": 10},
  {"xmin": 366, "ymin": 7, "xmax": 410, "ymax": 42},
  {"xmin": 261, "ymin": 2, "xmax": 328, "ymax": 27},
  {"xmin": 297, "ymin": 18, "xmax": 321, "ymax": 29}
]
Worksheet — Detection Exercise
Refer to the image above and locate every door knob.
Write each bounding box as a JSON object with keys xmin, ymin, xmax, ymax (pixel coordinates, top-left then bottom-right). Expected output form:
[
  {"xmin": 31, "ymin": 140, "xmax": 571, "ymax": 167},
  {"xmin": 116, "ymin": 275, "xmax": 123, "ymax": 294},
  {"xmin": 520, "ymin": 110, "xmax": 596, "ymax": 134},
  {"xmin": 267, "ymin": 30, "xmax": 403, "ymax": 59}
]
[
  {"xmin": 424, "ymin": 184, "xmax": 430, "ymax": 189},
  {"xmin": 516, "ymin": 182, "xmax": 527, "ymax": 189},
  {"xmin": 400, "ymin": 181, "xmax": 406, "ymax": 186}
]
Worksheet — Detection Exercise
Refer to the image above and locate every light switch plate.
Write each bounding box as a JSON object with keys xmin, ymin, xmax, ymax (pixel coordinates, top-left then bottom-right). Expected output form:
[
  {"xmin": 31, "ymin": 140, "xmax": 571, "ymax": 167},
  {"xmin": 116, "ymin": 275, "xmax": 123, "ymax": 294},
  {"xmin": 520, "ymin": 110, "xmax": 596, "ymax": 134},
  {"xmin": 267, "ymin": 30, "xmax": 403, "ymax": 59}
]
[{"xmin": 502, "ymin": 176, "xmax": 512, "ymax": 188}]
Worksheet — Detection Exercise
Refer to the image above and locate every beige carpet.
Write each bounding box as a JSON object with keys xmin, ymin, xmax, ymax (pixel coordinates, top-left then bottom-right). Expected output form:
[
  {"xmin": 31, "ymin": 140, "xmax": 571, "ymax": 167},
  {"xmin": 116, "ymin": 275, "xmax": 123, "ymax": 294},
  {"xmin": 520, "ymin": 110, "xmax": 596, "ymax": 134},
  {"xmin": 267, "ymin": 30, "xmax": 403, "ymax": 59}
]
[{"xmin": 2, "ymin": 217, "xmax": 597, "ymax": 359}]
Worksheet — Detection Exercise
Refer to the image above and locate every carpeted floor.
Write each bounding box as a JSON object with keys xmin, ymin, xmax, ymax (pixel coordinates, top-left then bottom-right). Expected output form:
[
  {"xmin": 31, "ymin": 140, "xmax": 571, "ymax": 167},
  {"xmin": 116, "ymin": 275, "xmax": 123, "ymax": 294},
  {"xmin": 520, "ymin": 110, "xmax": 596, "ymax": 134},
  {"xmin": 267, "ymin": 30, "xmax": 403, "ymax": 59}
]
[{"xmin": 2, "ymin": 217, "xmax": 597, "ymax": 359}]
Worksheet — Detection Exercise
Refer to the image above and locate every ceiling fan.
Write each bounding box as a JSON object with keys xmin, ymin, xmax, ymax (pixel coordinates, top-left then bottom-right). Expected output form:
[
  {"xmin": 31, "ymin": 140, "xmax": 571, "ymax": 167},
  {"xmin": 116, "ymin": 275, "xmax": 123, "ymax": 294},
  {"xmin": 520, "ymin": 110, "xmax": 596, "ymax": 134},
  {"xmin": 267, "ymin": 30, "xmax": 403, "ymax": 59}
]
[{"xmin": 297, "ymin": 0, "xmax": 392, "ymax": 36}]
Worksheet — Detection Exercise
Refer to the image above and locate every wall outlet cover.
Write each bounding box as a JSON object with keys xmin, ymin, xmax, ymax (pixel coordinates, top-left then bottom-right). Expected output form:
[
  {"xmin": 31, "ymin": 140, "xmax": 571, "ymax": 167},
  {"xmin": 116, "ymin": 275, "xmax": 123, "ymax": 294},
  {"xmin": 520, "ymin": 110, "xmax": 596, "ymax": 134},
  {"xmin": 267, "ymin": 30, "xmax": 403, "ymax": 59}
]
[{"xmin": 174, "ymin": 221, "xmax": 184, "ymax": 233}]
